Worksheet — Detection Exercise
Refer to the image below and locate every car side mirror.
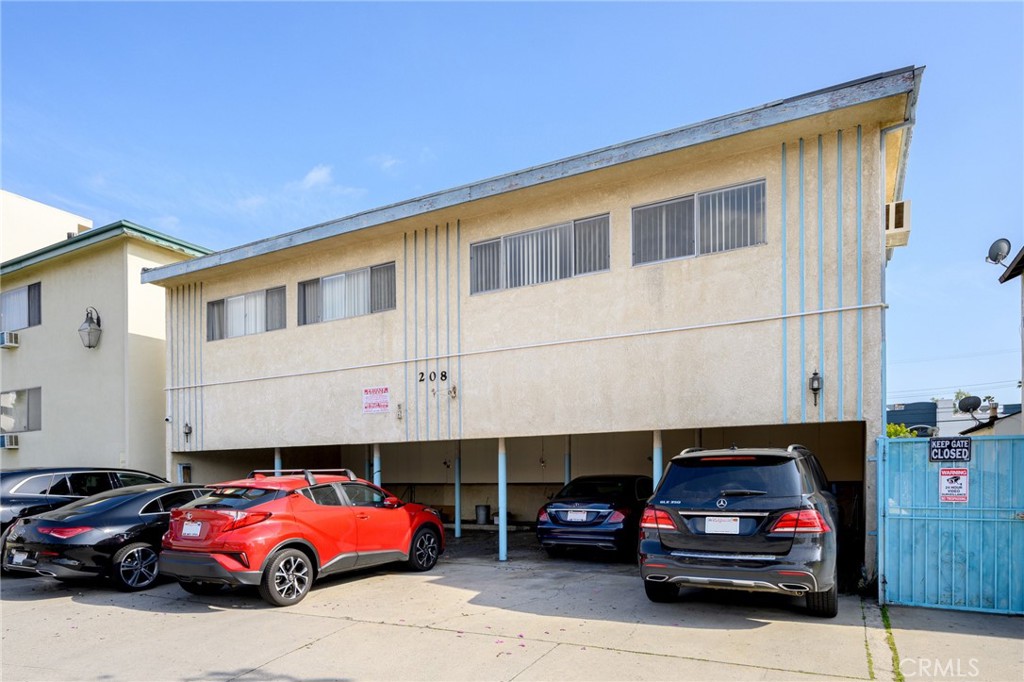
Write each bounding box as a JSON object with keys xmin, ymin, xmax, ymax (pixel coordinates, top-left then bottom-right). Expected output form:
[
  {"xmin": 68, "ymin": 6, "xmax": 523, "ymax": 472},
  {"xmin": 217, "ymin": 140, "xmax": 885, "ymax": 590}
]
[{"xmin": 383, "ymin": 496, "xmax": 401, "ymax": 508}]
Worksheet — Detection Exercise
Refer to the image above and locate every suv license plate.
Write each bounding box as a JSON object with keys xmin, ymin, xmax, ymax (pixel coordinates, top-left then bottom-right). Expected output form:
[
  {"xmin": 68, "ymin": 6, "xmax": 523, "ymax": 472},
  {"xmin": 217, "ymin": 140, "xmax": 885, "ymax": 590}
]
[
  {"xmin": 705, "ymin": 516, "xmax": 740, "ymax": 534},
  {"xmin": 566, "ymin": 510, "xmax": 588, "ymax": 522},
  {"xmin": 182, "ymin": 521, "xmax": 202, "ymax": 538}
]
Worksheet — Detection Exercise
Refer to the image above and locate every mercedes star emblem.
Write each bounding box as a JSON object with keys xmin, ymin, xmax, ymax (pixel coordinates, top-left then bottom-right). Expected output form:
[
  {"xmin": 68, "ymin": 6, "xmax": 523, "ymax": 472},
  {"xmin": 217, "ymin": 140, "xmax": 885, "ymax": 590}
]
[{"xmin": 716, "ymin": 498, "xmax": 728, "ymax": 509}]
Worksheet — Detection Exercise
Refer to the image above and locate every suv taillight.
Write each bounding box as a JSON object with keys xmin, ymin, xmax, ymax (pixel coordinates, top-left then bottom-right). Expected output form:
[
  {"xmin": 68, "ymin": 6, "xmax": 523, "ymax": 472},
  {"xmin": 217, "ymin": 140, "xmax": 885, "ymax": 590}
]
[
  {"xmin": 221, "ymin": 511, "xmax": 272, "ymax": 532},
  {"xmin": 640, "ymin": 507, "xmax": 675, "ymax": 530},
  {"xmin": 769, "ymin": 510, "xmax": 831, "ymax": 534}
]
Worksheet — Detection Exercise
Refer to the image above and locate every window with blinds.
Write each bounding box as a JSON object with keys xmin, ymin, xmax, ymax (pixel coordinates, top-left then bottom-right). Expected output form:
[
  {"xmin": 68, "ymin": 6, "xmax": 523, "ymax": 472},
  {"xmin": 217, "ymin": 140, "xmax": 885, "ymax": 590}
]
[
  {"xmin": 470, "ymin": 214, "xmax": 610, "ymax": 294},
  {"xmin": 207, "ymin": 286, "xmax": 286, "ymax": 341},
  {"xmin": 632, "ymin": 180, "xmax": 765, "ymax": 265},
  {"xmin": 0, "ymin": 283, "xmax": 41, "ymax": 332},
  {"xmin": 298, "ymin": 262, "xmax": 395, "ymax": 326}
]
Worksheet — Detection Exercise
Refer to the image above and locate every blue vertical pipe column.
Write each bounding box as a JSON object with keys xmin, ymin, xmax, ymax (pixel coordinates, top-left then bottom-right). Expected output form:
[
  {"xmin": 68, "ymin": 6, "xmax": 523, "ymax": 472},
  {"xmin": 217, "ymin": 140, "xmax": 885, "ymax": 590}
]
[
  {"xmin": 274, "ymin": 448, "xmax": 282, "ymax": 476},
  {"xmin": 498, "ymin": 437, "xmax": 507, "ymax": 561},
  {"xmin": 563, "ymin": 435, "xmax": 571, "ymax": 485},
  {"xmin": 652, "ymin": 430, "xmax": 663, "ymax": 484},
  {"xmin": 454, "ymin": 443, "xmax": 462, "ymax": 538},
  {"xmin": 373, "ymin": 443, "xmax": 381, "ymax": 487}
]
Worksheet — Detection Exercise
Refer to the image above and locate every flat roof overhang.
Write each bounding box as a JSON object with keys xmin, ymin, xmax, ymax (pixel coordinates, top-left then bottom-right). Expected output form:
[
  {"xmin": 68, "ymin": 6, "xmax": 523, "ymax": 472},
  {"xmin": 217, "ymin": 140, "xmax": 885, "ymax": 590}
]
[{"xmin": 142, "ymin": 66, "xmax": 924, "ymax": 288}]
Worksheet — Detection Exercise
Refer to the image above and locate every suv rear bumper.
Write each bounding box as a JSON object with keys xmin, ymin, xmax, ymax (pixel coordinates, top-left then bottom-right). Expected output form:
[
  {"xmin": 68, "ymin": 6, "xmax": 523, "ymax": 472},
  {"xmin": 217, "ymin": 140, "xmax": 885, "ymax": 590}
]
[
  {"xmin": 639, "ymin": 540, "xmax": 834, "ymax": 595},
  {"xmin": 159, "ymin": 549, "xmax": 261, "ymax": 587}
]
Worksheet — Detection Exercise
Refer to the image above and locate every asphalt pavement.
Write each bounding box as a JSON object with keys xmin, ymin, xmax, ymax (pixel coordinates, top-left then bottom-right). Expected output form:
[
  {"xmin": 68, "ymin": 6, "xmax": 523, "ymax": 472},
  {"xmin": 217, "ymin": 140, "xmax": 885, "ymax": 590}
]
[{"xmin": 1, "ymin": 530, "xmax": 1021, "ymax": 681}]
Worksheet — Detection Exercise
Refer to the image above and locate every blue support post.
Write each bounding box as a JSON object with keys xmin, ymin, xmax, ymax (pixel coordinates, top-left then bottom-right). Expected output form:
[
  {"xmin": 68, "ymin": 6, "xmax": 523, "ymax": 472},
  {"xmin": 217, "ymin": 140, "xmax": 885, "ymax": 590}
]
[
  {"xmin": 274, "ymin": 448, "xmax": 282, "ymax": 476},
  {"xmin": 652, "ymin": 430, "xmax": 663, "ymax": 484},
  {"xmin": 498, "ymin": 437, "xmax": 507, "ymax": 561},
  {"xmin": 564, "ymin": 435, "xmax": 571, "ymax": 485},
  {"xmin": 373, "ymin": 443, "xmax": 381, "ymax": 487},
  {"xmin": 454, "ymin": 445, "xmax": 462, "ymax": 538}
]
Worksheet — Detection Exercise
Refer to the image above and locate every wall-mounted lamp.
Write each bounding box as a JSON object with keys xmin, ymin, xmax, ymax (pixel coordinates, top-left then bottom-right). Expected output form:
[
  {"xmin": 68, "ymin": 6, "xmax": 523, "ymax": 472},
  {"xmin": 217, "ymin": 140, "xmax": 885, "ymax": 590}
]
[
  {"xmin": 78, "ymin": 307, "xmax": 102, "ymax": 349},
  {"xmin": 183, "ymin": 423, "xmax": 193, "ymax": 443},
  {"xmin": 809, "ymin": 370, "xmax": 822, "ymax": 406}
]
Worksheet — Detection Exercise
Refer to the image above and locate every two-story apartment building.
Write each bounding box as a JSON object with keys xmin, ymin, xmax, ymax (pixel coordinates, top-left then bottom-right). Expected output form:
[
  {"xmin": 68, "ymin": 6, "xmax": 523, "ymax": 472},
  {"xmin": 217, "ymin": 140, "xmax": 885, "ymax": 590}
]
[
  {"xmin": 142, "ymin": 67, "xmax": 924, "ymax": 579},
  {"xmin": 1, "ymin": 193, "xmax": 211, "ymax": 476}
]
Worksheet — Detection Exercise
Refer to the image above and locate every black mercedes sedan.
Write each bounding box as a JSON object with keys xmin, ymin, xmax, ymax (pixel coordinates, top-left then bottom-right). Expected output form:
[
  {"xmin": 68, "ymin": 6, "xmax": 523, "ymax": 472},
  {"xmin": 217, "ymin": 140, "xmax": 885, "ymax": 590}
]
[
  {"xmin": 2, "ymin": 483, "xmax": 207, "ymax": 591},
  {"xmin": 536, "ymin": 474, "xmax": 653, "ymax": 559}
]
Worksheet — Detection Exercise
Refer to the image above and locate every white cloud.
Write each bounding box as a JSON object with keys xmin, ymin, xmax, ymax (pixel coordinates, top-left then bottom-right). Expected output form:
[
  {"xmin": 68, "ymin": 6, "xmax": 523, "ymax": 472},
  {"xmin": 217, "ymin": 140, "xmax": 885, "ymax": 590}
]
[
  {"xmin": 299, "ymin": 164, "xmax": 332, "ymax": 190},
  {"xmin": 236, "ymin": 195, "xmax": 268, "ymax": 211},
  {"xmin": 370, "ymin": 154, "xmax": 403, "ymax": 172}
]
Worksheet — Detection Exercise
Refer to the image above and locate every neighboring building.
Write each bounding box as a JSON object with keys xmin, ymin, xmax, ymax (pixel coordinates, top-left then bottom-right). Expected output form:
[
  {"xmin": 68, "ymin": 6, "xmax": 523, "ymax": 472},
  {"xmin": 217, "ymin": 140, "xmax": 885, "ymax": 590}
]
[
  {"xmin": 1, "ymin": 190, "xmax": 92, "ymax": 261},
  {"xmin": 934, "ymin": 398, "xmax": 1022, "ymax": 436},
  {"xmin": 886, "ymin": 401, "xmax": 937, "ymax": 435},
  {"xmin": 142, "ymin": 67, "xmax": 924, "ymax": 578},
  {"xmin": 1, "ymin": 202, "xmax": 211, "ymax": 477}
]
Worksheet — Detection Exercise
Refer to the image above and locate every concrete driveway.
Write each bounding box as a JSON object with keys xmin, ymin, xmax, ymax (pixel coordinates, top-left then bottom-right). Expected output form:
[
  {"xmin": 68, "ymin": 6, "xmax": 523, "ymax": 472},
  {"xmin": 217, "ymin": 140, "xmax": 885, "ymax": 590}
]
[{"xmin": 2, "ymin": 530, "xmax": 1020, "ymax": 681}]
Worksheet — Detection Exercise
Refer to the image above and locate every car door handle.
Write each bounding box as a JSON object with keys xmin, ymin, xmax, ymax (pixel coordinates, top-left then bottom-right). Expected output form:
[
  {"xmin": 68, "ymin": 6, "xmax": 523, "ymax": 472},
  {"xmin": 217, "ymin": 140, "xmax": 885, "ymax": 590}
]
[{"xmin": 356, "ymin": 514, "xmax": 370, "ymax": 520}]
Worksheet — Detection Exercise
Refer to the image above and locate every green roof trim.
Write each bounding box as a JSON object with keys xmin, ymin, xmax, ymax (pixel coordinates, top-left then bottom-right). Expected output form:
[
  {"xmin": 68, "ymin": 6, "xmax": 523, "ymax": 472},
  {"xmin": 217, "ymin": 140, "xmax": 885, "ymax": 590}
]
[{"xmin": 1, "ymin": 219, "xmax": 212, "ymax": 276}]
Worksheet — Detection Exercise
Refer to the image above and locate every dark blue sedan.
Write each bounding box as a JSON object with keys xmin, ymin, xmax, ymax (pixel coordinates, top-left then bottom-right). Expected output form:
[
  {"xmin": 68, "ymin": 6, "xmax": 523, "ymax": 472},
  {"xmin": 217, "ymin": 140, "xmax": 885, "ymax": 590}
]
[{"xmin": 536, "ymin": 474, "xmax": 653, "ymax": 559}]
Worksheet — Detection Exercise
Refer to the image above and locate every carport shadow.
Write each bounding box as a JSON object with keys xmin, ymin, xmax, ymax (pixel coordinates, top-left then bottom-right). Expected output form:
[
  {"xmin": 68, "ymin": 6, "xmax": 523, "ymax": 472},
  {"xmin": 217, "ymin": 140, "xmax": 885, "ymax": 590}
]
[{"xmin": 423, "ymin": 530, "xmax": 839, "ymax": 628}]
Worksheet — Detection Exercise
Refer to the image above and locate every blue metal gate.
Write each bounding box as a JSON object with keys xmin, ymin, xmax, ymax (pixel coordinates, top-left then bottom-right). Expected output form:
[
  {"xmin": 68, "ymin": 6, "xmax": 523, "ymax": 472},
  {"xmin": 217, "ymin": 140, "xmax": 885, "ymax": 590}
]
[{"xmin": 878, "ymin": 435, "xmax": 1024, "ymax": 614}]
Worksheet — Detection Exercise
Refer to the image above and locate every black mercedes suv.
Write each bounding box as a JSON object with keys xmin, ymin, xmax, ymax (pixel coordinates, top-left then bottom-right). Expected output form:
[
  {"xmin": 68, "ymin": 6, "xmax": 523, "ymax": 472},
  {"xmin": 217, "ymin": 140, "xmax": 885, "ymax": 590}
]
[{"xmin": 639, "ymin": 445, "xmax": 839, "ymax": 617}]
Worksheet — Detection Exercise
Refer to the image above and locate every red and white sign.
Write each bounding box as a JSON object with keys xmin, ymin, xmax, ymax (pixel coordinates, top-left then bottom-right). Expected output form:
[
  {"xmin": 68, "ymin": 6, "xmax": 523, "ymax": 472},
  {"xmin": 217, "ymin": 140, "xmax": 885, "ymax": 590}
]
[
  {"xmin": 362, "ymin": 386, "xmax": 390, "ymax": 414},
  {"xmin": 939, "ymin": 467, "xmax": 969, "ymax": 503}
]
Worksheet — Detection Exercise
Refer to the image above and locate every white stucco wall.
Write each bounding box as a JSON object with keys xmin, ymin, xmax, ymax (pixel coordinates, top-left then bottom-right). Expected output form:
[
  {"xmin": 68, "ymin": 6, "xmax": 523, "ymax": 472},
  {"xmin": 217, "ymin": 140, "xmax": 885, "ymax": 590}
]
[{"xmin": 1, "ymin": 190, "xmax": 92, "ymax": 261}]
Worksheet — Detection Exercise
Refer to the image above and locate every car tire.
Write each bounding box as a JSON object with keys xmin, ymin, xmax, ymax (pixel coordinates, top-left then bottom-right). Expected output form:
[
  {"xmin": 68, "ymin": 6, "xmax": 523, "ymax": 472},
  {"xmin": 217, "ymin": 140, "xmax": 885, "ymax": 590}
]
[
  {"xmin": 111, "ymin": 542, "xmax": 160, "ymax": 591},
  {"xmin": 179, "ymin": 580, "xmax": 225, "ymax": 596},
  {"xmin": 258, "ymin": 548, "xmax": 313, "ymax": 607},
  {"xmin": 643, "ymin": 579, "xmax": 678, "ymax": 603},
  {"xmin": 805, "ymin": 581, "xmax": 838, "ymax": 618},
  {"xmin": 406, "ymin": 527, "xmax": 440, "ymax": 572}
]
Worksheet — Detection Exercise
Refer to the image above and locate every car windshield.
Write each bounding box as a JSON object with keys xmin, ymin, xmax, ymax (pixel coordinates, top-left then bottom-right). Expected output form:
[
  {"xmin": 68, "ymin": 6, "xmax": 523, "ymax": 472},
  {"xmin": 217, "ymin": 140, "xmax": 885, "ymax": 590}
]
[
  {"xmin": 658, "ymin": 456, "xmax": 801, "ymax": 502},
  {"xmin": 184, "ymin": 487, "xmax": 284, "ymax": 510},
  {"xmin": 556, "ymin": 478, "xmax": 630, "ymax": 499}
]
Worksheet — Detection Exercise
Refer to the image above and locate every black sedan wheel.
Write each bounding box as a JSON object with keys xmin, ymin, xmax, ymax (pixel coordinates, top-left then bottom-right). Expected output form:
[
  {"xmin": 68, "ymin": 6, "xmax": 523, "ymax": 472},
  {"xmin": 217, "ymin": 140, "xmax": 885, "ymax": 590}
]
[
  {"xmin": 111, "ymin": 543, "xmax": 160, "ymax": 591},
  {"xmin": 406, "ymin": 528, "xmax": 440, "ymax": 571},
  {"xmin": 258, "ymin": 549, "xmax": 313, "ymax": 607}
]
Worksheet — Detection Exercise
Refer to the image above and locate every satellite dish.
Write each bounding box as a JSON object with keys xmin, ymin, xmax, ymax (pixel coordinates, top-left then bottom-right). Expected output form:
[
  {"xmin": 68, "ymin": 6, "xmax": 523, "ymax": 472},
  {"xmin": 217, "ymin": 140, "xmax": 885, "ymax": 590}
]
[
  {"xmin": 957, "ymin": 395, "xmax": 983, "ymax": 413},
  {"xmin": 987, "ymin": 238, "xmax": 1011, "ymax": 265}
]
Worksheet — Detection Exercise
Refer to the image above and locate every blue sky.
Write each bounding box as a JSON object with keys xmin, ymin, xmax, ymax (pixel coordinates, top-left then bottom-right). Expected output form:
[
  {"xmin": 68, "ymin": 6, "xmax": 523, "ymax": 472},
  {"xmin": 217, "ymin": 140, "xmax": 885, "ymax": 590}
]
[{"xmin": 2, "ymin": 2, "xmax": 1022, "ymax": 407}]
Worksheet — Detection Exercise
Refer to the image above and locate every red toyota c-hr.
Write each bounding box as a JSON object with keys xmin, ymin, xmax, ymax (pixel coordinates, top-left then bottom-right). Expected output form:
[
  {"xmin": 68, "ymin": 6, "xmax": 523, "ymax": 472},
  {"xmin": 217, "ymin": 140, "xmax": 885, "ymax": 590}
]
[{"xmin": 160, "ymin": 470, "xmax": 444, "ymax": 606}]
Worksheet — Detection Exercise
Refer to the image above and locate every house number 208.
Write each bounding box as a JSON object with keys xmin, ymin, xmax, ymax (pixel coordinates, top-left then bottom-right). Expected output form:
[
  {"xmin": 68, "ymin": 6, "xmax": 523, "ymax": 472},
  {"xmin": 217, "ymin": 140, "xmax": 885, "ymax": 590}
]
[{"xmin": 418, "ymin": 371, "xmax": 447, "ymax": 383}]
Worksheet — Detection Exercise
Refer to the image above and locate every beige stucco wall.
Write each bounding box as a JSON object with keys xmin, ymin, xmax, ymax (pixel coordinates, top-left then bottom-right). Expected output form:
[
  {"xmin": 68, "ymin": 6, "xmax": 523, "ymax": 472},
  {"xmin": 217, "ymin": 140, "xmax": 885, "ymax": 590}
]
[
  {"xmin": 0, "ymin": 190, "xmax": 92, "ymax": 261},
  {"xmin": 166, "ymin": 117, "xmax": 886, "ymax": 454}
]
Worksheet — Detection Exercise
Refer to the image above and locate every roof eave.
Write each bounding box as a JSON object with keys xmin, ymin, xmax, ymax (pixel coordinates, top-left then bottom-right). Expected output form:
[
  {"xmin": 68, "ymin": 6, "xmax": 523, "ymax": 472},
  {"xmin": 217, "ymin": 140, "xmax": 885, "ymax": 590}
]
[{"xmin": 142, "ymin": 66, "xmax": 923, "ymax": 286}]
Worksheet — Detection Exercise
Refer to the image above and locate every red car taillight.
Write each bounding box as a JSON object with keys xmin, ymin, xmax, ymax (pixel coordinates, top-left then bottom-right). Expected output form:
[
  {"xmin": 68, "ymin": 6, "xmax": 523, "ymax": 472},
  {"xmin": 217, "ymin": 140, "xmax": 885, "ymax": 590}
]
[
  {"xmin": 537, "ymin": 508, "xmax": 550, "ymax": 523},
  {"xmin": 220, "ymin": 511, "xmax": 272, "ymax": 532},
  {"xmin": 607, "ymin": 510, "xmax": 627, "ymax": 523},
  {"xmin": 640, "ymin": 507, "xmax": 675, "ymax": 530},
  {"xmin": 38, "ymin": 527, "xmax": 93, "ymax": 539},
  {"xmin": 769, "ymin": 510, "xmax": 831, "ymax": 534}
]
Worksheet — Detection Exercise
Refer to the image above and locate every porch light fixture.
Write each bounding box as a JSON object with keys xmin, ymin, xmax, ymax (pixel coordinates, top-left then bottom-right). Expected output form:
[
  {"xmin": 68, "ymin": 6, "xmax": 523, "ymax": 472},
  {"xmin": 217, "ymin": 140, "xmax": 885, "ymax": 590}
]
[
  {"xmin": 183, "ymin": 423, "xmax": 193, "ymax": 442},
  {"xmin": 78, "ymin": 307, "xmax": 102, "ymax": 349},
  {"xmin": 809, "ymin": 370, "xmax": 822, "ymax": 406}
]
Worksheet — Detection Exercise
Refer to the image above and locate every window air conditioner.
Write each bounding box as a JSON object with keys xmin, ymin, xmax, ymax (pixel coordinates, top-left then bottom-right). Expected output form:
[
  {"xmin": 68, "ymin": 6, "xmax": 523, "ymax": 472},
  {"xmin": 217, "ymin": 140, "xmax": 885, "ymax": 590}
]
[
  {"xmin": 0, "ymin": 331, "xmax": 19, "ymax": 349},
  {"xmin": 0, "ymin": 434, "xmax": 19, "ymax": 449},
  {"xmin": 885, "ymin": 200, "xmax": 912, "ymax": 248}
]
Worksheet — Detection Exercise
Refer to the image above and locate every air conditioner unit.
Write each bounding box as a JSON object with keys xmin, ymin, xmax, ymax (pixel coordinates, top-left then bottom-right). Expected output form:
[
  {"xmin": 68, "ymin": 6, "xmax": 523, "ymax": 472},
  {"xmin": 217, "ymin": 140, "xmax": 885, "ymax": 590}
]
[
  {"xmin": 0, "ymin": 331, "xmax": 19, "ymax": 349},
  {"xmin": 885, "ymin": 200, "xmax": 912, "ymax": 248},
  {"xmin": 0, "ymin": 434, "xmax": 19, "ymax": 449}
]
